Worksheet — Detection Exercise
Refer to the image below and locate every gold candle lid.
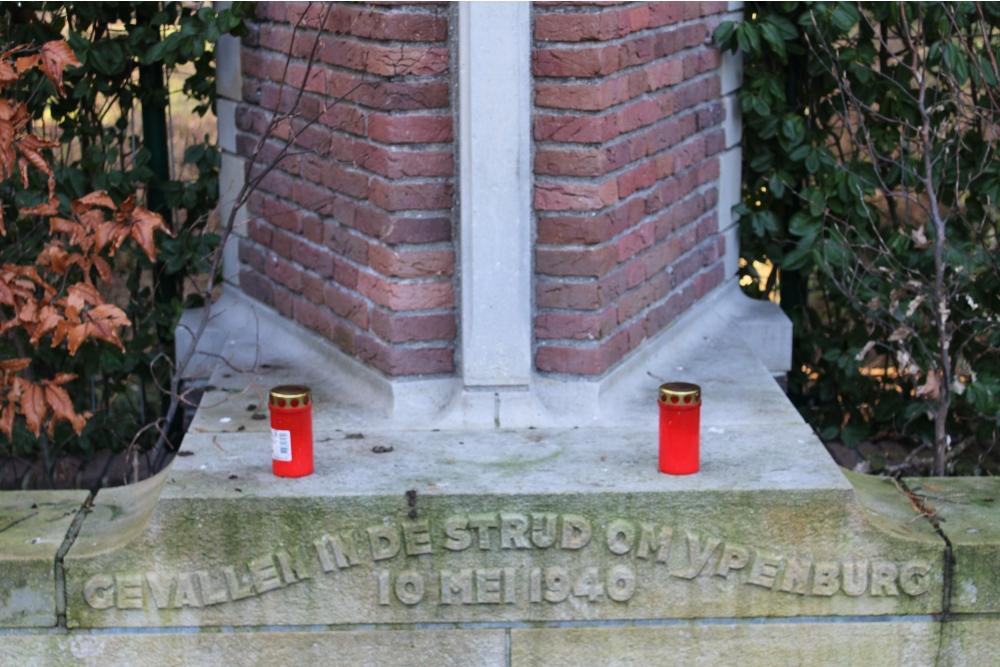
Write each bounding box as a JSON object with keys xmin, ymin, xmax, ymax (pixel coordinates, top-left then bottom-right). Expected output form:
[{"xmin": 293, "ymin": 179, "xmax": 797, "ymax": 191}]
[
  {"xmin": 269, "ymin": 385, "xmax": 311, "ymax": 407},
  {"xmin": 658, "ymin": 382, "xmax": 701, "ymax": 405}
]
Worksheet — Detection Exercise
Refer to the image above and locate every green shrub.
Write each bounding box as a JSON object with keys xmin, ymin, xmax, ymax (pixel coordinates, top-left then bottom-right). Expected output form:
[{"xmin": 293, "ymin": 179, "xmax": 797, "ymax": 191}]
[
  {"xmin": 0, "ymin": 3, "xmax": 249, "ymax": 472},
  {"xmin": 716, "ymin": 2, "xmax": 1000, "ymax": 474}
]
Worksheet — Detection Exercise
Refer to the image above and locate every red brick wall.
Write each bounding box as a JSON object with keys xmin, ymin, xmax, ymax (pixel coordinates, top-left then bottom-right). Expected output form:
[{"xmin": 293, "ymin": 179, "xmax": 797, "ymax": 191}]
[
  {"xmin": 533, "ymin": 2, "xmax": 729, "ymax": 375},
  {"xmin": 235, "ymin": 2, "xmax": 457, "ymax": 376},
  {"xmin": 235, "ymin": 2, "xmax": 733, "ymax": 380}
]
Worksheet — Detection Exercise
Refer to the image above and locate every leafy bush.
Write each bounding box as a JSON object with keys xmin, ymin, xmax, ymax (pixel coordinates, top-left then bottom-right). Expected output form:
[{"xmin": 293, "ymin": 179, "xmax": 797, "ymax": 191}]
[
  {"xmin": 716, "ymin": 2, "xmax": 1000, "ymax": 474},
  {"xmin": 0, "ymin": 3, "xmax": 248, "ymax": 484}
]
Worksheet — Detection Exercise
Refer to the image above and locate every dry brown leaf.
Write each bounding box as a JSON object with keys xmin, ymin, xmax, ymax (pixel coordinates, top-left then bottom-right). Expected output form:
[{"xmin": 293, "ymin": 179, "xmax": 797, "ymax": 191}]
[
  {"xmin": 93, "ymin": 256, "xmax": 112, "ymax": 282},
  {"xmin": 18, "ymin": 299, "xmax": 37, "ymax": 324},
  {"xmin": 36, "ymin": 243, "xmax": 69, "ymax": 273},
  {"xmin": 58, "ymin": 301, "xmax": 131, "ymax": 356},
  {"xmin": 20, "ymin": 197, "xmax": 58, "ymax": 217},
  {"xmin": 49, "ymin": 217, "xmax": 78, "ymax": 236},
  {"xmin": 38, "ymin": 40, "xmax": 79, "ymax": 96},
  {"xmin": 129, "ymin": 206, "xmax": 171, "ymax": 262},
  {"xmin": 910, "ymin": 225, "xmax": 930, "ymax": 249},
  {"xmin": 0, "ymin": 358, "xmax": 31, "ymax": 374},
  {"xmin": 14, "ymin": 54, "xmax": 39, "ymax": 74},
  {"xmin": 43, "ymin": 381, "xmax": 86, "ymax": 434},
  {"xmin": 888, "ymin": 326, "xmax": 910, "ymax": 343},
  {"xmin": 0, "ymin": 405, "xmax": 13, "ymax": 440},
  {"xmin": 29, "ymin": 304, "xmax": 61, "ymax": 344},
  {"xmin": 0, "ymin": 99, "xmax": 18, "ymax": 182},
  {"xmin": 0, "ymin": 60, "xmax": 17, "ymax": 87},
  {"xmin": 16, "ymin": 134, "xmax": 58, "ymax": 205},
  {"xmin": 48, "ymin": 373, "xmax": 76, "ymax": 386},
  {"xmin": 75, "ymin": 190, "xmax": 115, "ymax": 210},
  {"xmin": 19, "ymin": 380, "xmax": 46, "ymax": 436},
  {"xmin": 64, "ymin": 324, "xmax": 88, "ymax": 356},
  {"xmin": 65, "ymin": 282, "xmax": 102, "ymax": 309},
  {"xmin": 915, "ymin": 370, "xmax": 943, "ymax": 401}
]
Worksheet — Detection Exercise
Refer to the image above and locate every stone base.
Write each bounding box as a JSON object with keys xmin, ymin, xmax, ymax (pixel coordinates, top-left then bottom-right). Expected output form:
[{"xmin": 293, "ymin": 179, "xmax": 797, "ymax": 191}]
[
  {"xmin": 2, "ymin": 619, "xmax": 997, "ymax": 666},
  {"xmin": 175, "ymin": 279, "xmax": 792, "ymax": 429},
  {"xmin": 4, "ymin": 278, "xmax": 999, "ymax": 664}
]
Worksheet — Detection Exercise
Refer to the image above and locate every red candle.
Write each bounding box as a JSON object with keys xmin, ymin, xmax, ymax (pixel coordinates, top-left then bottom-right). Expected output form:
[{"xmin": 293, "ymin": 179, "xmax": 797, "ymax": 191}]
[
  {"xmin": 268, "ymin": 385, "xmax": 314, "ymax": 478},
  {"xmin": 658, "ymin": 382, "xmax": 701, "ymax": 475}
]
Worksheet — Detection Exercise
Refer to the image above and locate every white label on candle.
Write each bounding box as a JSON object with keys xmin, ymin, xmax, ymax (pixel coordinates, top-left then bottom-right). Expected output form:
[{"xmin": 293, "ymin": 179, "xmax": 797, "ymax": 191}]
[{"xmin": 271, "ymin": 429, "xmax": 292, "ymax": 461}]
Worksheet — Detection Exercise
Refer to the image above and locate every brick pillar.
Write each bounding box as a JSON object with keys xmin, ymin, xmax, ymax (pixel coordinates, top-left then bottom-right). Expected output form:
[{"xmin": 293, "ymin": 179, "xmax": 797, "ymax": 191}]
[
  {"xmin": 229, "ymin": 2, "xmax": 744, "ymax": 396},
  {"xmin": 235, "ymin": 2, "xmax": 457, "ymax": 377},
  {"xmin": 532, "ymin": 2, "xmax": 731, "ymax": 376}
]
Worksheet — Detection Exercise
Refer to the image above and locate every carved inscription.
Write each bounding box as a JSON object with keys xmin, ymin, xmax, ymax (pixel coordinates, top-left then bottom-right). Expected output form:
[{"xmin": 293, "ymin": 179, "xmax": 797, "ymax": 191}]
[
  {"xmin": 83, "ymin": 512, "xmax": 934, "ymax": 611},
  {"xmin": 374, "ymin": 565, "xmax": 639, "ymax": 606},
  {"xmin": 83, "ymin": 550, "xmax": 307, "ymax": 610}
]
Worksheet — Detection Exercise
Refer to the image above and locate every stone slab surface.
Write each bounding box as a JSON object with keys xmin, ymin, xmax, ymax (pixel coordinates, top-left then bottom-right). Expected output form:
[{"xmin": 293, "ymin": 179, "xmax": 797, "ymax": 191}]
[
  {"xmin": 938, "ymin": 617, "xmax": 1000, "ymax": 667},
  {"xmin": 842, "ymin": 471, "xmax": 940, "ymax": 544},
  {"xmin": 0, "ymin": 628, "xmax": 505, "ymax": 667},
  {"xmin": 164, "ymin": 422, "xmax": 851, "ymax": 499},
  {"xmin": 71, "ymin": 465, "xmax": 170, "ymax": 559},
  {"xmin": 510, "ymin": 620, "xmax": 941, "ymax": 667},
  {"xmin": 0, "ymin": 490, "xmax": 88, "ymax": 627},
  {"xmin": 905, "ymin": 477, "xmax": 1000, "ymax": 613}
]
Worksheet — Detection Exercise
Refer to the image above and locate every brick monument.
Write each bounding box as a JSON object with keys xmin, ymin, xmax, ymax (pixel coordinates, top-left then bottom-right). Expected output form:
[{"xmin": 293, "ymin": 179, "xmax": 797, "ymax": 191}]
[{"xmin": 216, "ymin": 1, "xmax": 759, "ymax": 427}]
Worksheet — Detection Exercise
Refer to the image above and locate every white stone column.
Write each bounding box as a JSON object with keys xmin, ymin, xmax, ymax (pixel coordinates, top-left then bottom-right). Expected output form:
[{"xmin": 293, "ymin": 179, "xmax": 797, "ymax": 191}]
[
  {"xmin": 457, "ymin": 2, "xmax": 533, "ymax": 389},
  {"xmin": 719, "ymin": 1, "xmax": 745, "ymax": 281},
  {"xmin": 214, "ymin": 0, "xmax": 248, "ymax": 286}
]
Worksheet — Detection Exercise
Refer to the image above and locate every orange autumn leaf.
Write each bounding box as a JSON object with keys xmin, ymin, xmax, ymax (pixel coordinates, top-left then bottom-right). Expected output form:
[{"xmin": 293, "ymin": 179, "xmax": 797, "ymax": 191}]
[
  {"xmin": 0, "ymin": 406, "xmax": 12, "ymax": 440},
  {"xmin": 14, "ymin": 54, "xmax": 39, "ymax": 74},
  {"xmin": 0, "ymin": 41, "xmax": 161, "ymax": 444},
  {"xmin": 0, "ymin": 60, "xmax": 16, "ymax": 87},
  {"xmin": 129, "ymin": 206, "xmax": 171, "ymax": 262},
  {"xmin": 20, "ymin": 198, "xmax": 58, "ymax": 217},
  {"xmin": 19, "ymin": 379, "xmax": 46, "ymax": 437},
  {"xmin": 0, "ymin": 99, "xmax": 23, "ymax": 185},
  {"xmin": 74, "ymin": 190, "xmax": 115, "ymax": 210},
  {"xmin": 28, "ymin": 304, "xmax": 61, "ymax": 345},
  {"xmin": 55, "ymin": 303, "xmax": 131, "ymax": 356},
  {"xmin": 37, "ymin": 40, "xmax": 80, "ymax": 96},
  {"xmin": 0, "ymin": 358, "xmax": 30, "ymax": 375},
  {"xmin": 80, "ymin": 303, "xmax": 131, "ymax": 351},
  {"xmin": 63, "ymin": 282, "xmax": 101, "ymax": 313},
  {"xmin": 43, "ymin": 378, "xmax": 87, "ymax": 435}
]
